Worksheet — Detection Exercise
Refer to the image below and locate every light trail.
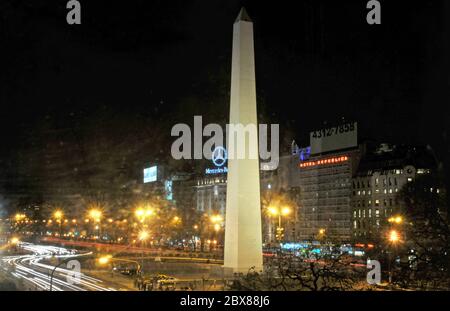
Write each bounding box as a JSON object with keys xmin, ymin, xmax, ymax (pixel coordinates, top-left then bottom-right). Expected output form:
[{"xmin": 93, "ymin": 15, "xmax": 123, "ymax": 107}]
[{"xmin": 0, "ymin": 242, "xmax": 118, "ymax": 291}]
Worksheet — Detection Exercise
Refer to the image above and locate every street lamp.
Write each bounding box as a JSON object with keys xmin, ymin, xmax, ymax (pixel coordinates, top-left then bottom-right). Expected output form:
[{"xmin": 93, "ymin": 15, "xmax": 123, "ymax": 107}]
[
  {"xmin": 138, "ymin": 230, "xmax": 150, "ymax": 242},
  {"xmin": 388, "ymin": 216, "xmax": 403, "ymax": 224},
  {"xmin": 10, "ymin": 237, "xmax": 20, "ymax": 245},
  {"xmin": 88, "ymin": 209, "xmax": 103, "ymax": 239},
  {"xmin": 135, "ymin": 205, "xmax": 155, "ymax": 226},
  {"xmin": 267, "ymin": 206, "xmax": 291, "ymax": 242},
  {"xmin": 387, "ymin": 229, "xmax": 401, "ymax": 284},
  {"xmin": 53, "ymin": 210, "xmax": 64, "ymax": 237}
]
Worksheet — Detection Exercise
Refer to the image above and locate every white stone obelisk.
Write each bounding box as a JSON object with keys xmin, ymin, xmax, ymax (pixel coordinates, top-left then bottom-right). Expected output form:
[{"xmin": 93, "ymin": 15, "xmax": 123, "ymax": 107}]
[{"xmin": 224, "ymin": 8, "xmax": 263, "ymax": 274}]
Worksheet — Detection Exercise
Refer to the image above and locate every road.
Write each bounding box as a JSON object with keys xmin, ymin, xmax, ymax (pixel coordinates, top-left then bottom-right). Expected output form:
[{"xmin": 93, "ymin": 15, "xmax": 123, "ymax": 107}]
[{"xmin": 0, "ymin": 242, "xmax": 118, "ymax": 291}]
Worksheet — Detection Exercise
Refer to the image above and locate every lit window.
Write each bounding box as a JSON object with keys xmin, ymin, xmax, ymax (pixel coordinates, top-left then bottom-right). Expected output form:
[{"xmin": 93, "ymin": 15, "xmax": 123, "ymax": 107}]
[
  {"xmin": 375, "ymin": 200, "xmax": 380, "ymax": 206},
  {"xmin": 368, "ymin": 209, "xmax": 372, "ymax": 218},
  {"xmin": 407, "ymin": 178, "xmax": 413, "ymax": 182}
]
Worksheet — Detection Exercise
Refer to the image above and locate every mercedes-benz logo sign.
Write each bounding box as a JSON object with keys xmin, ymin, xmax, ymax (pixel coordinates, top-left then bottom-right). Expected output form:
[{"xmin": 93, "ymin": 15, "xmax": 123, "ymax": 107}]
[{"xmin": 212, "ymin": 146, "xmax": 227, "ymax": 167}]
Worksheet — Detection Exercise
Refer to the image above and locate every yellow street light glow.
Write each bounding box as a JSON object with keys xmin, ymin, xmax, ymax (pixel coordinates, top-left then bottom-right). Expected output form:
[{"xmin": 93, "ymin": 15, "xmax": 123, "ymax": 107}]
[
  {"xmin": 214, "ymin": 223, "xmax": 221, "ymax": 232},
  {"xmin": 135, "ymin": 206, "xmax": 154, "ymax": 221},
  {"xmin": 319, "ymin": 228, "xmax": 326, "ymax": 235},
  {"xmin": 210, "ymin": 215, "xmax": 223, "ymax": 224},
  {"xmin": 138, "ymin": 230, "xmax": 150, "ymax": 241},
  {"xmin": 268, "ymin": 207, "xmax": 278, "ymax": 216},
  {"xmin": 389, "ymin": 230, "xmax": 400, "ymax": 243},
  {"xmin": 10, "ymin": 237, "xmax": 20, "ymax": 245},
  {"xmin": 135, "ymin": 208, "xmax": 145, "ymax": 217},
  {"xmin": 388, "ymin": 216, "xmax": 403, "ymax": 224},
  {"xmin": 98, "ymin": 255, "xmax": 112, "ymax": 265},
  {"xmin": 281, "ymin": 207, "xmax": 291, "ymax": 216},
  {"xmin": 15, "ymin": 213, "xmax": 26, "ymax": 221},
  {"xmin": 88, "ymin": 209, "xmax": 102, "ymax": 222},
  {"xmin": 53, "ymin": 210, "xmax": 63, "ymax": 220}
]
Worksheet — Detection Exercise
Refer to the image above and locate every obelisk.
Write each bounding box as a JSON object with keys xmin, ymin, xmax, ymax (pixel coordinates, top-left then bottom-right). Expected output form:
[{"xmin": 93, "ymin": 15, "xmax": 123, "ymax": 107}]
[{"xmin": 224, "ymin": 8, "xmax": 263, "ymax": 274}]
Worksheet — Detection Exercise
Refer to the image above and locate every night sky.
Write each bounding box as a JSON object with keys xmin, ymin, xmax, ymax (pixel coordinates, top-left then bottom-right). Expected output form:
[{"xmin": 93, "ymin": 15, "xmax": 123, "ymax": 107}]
[{"xmin": 0, "ymin": 0, "xmax": 449, "ymax": 210}]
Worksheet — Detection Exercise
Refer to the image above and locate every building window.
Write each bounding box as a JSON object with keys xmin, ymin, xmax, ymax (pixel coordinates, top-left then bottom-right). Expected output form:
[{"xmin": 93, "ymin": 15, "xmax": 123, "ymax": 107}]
[
  {"xmin": 375, "ymin": 178, "xmax": 379, "ymax": 186},
  {"xmin": 375, "ymin": 200, "xmax": 380, "ymax": 206},
  {"xmin": 368, "ymin": 209, "xmax": 372, "ymax": 218},
  {"xmin": 353, "ymin": 210, "xmax": 357, "ymax": 218},
  {"xmin": 375, "ymin": 209, "xmax": 379, "ymax": 217}
]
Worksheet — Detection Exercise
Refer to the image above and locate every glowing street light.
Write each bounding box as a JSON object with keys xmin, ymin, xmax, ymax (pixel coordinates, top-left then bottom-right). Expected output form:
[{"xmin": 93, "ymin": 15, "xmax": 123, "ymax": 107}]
[
  {"xmin": 14, "ymin": 213, "xmax": 26, "ymax": 222},
  {"xmin": 268, "ymin": 206, "xmax": 279, "ymax": 216},
  {"xmin": 388, "ymin": 216, "xmax": 403, "ymax": 224},
  {"xmin": 267, "ymin": 206, "xmax": 292, "ymax": 242},
  {"xmin": 389, "ymin": 230, "xmax": 400, "ymax": 243},
  {"xmin": 53, "ymin": 210, "xmax": 63, "ymax": 220},
  {"xmin": 138, "ymin": 230, "xmax": 150, "ymax": 242},
  {"xmin": 10, "ymin": 237, "xmax": 20, "ymax": 245},
  {"xmin": 98, "ymin": 255, "xmax": 112, "ymax": 265},
  {"xmin": 88, "ymin": 209, "xmax": 103, "ymax": 222},
  {"xmin": 135, "ymin": 206, "xmax": 154, "ymax": 222},
  {"xmin": 319, "ymin": 228, "xmax": 326, "ymax": 236},
  {"xmin": 210, "ymin": 215, "xmax": 223, "ymax": 224}
]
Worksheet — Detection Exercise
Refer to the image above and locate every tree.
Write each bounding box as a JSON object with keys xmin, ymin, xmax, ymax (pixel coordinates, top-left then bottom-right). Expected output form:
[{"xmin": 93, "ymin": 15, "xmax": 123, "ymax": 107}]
[
  {"xmin": 228, "ymin": 247, "xmax": 367, "ymax": 291},
  {"xmin": 395, "ymin": 172, "xmax": 450, "ymax": 289}
]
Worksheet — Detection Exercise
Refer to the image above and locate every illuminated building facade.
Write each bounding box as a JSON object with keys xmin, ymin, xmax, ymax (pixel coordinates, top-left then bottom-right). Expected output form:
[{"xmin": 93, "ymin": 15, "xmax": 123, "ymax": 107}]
[
  {"xmin": 351, "ymin": 143, "xmax": 438, "ymax": 243},
  {"xmin": 296, "ymin": 148, "xmax": 361, "ymax": 242}
]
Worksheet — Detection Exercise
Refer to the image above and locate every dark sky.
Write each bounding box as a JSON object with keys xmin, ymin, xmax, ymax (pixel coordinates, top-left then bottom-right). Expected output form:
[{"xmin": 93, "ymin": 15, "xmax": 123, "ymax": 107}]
[{"xmin": 0, "ymin": 0, "xmax": 449, "ymax": 201}]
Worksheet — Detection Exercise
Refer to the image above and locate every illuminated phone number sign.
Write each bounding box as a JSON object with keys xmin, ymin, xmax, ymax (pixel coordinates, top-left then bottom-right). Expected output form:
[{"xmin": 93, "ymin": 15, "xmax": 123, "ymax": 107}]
[{"xmin": 310, "ymin": 122, "xmax": 357, "ymax": 154}]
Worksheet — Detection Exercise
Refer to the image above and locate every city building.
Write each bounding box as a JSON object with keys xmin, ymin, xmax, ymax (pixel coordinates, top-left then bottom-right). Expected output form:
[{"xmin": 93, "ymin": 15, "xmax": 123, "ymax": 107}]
[{"xmin": 351, "ymin": 143, "xmax": 438, "ymax": 243}]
